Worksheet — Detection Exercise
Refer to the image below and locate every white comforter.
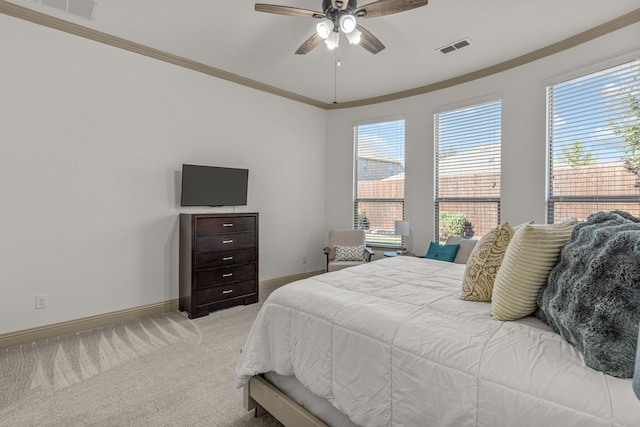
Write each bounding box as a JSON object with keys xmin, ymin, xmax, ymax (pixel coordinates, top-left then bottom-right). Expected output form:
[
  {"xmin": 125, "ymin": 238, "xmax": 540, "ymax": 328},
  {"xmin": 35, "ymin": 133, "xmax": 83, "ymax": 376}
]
[{"xmin": 235, "ymin": 256, "xmax": 640, "ymax": 427}]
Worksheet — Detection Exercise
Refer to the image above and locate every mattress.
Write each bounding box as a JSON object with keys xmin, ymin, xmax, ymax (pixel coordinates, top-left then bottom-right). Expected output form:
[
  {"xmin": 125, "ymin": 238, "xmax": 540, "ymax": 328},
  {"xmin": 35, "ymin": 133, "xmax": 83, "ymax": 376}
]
[
  {"xmin": 263, "ymin": 372, "xmax": 358, "ymax": 427},
  {"xmin": 236, "ymin": 256, "xmax": 640, "ymax": 426}
]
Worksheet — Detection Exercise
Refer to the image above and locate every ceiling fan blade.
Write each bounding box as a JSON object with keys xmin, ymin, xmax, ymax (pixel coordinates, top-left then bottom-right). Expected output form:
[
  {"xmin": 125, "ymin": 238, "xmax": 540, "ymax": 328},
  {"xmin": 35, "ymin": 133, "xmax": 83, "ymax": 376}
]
[
  {"xmin": 355, "ymin": 0, "xmax": 428, "ymax": 19},
  {"xmin": 295, "ymin": 33, "xmax": 324, "ymax": 55},
  {"xmin": 357, "ymin": 25, "xmax": 385, "ymax": 54},
  {"xmin": 255, "ymin": 4, "xmax": 323, "ymax": 18}
]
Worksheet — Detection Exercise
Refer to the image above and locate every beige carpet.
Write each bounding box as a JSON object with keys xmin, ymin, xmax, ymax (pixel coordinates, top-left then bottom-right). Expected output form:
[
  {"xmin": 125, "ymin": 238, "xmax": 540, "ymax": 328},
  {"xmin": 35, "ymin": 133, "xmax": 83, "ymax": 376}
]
[{"xmin": 0, "ymin": 303, "xmax": 283, "ymax": 427}]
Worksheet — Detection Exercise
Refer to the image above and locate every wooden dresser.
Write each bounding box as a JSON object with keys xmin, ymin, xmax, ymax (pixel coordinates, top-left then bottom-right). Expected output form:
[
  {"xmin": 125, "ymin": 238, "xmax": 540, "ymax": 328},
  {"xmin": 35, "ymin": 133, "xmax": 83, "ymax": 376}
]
[{"xmin": 179, "ymin": 212, "xmax": 258, "ymax": 319}]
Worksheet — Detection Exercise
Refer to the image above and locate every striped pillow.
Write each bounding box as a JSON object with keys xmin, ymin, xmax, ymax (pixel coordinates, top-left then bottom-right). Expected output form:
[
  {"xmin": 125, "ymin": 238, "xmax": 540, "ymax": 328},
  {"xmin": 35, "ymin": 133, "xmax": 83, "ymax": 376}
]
[
  {"xmin": 491, "ymin": 219, "xmax": 578, "ymax": 321},
  {"xmin": 334, "ymin": 245, "xmax": 365, "ymax": 261}
]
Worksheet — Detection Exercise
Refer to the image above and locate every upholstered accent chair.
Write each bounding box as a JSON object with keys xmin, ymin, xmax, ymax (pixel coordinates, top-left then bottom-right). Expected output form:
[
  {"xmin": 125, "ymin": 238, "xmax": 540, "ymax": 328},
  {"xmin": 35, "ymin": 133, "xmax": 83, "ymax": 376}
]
[{"xmin": 324, "ymin": 229, "xmax": 375, "ymax": 272}]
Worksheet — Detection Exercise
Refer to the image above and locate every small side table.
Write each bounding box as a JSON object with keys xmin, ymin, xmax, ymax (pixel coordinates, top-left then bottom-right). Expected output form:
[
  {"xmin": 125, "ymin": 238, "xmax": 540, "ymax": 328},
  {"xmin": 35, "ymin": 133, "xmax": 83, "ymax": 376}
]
[{"xmin": 384, "ymin": 251, "xmax": 414, "ymax": 257}]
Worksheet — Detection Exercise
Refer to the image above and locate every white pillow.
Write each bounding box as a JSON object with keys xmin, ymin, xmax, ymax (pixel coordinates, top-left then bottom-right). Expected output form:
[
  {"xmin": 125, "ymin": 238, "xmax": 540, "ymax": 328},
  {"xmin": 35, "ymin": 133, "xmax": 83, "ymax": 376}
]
[
  {"xmin": 445, "ymin": 236, "xmax": 479, "ymax": 264},
  {"xmin": 491, "ymin": 219, "xmax": 578, "ymax": 321},
  {"xmin": 334, "ymin": 245, "xmax": 365, "ymax": 261}
]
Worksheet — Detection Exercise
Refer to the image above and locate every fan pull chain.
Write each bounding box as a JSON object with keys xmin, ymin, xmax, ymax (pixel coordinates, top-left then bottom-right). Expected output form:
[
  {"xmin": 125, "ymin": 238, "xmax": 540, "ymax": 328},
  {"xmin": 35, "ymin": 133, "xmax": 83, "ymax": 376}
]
[{"xmin": 333, "ymin": 47, "xmax": 339, "ymax": 104}]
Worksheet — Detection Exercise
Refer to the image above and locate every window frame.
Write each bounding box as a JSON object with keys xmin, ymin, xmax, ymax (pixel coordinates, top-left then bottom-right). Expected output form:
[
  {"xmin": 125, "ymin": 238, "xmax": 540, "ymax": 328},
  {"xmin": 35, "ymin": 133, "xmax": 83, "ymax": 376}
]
[
  {"xmin": 546, "ymin": 57, "xmax": 640, "ymax": 223},
  {"xmin": 353, "ymin": 117, "xmax": 406, "ymax": 247},
  {"xmin": 434, "ymin": 96, "xmax": 502, "ymax": 242}
]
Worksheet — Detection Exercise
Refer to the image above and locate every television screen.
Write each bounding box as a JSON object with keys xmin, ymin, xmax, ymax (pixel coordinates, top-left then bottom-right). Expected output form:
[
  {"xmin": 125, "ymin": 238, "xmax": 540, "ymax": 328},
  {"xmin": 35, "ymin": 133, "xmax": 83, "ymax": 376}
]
[{"xmin": 180, "ymin": 164, "xmax": 248, "ymax": 207}]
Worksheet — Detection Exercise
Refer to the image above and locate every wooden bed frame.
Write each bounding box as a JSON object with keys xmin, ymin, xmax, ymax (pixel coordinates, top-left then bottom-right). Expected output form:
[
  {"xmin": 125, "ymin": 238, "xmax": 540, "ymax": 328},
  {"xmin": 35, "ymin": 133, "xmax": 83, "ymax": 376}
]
[{"xmin": 243, "ymin": 375, "xmax": 329, "ymax": 427}]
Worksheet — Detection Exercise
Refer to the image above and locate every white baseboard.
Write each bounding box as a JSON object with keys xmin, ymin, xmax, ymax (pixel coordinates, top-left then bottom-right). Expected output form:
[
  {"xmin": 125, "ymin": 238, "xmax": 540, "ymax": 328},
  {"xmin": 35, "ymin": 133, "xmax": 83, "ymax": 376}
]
[
  {"xmin": 0, "ymin": 270, "xmax": 325, "ymax": 349},
  {"xmin": 0, "ymin": 300, "xmax": 180, "ymax": 349}
]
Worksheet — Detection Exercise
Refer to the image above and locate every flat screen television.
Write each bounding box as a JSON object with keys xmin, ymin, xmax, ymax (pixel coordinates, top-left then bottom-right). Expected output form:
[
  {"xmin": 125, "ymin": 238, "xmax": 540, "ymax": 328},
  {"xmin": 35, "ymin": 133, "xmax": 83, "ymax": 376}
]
[{"xmin": 180, "ymin": 164, "xmax": 249, "ymax": 207}]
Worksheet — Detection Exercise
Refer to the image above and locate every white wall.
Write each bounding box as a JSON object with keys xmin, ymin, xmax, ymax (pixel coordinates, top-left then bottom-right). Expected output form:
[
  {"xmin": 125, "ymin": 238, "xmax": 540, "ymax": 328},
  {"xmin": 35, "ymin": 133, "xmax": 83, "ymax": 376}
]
[
  {"xmin": 326, "ymin": 23, "xmax": 640, "ymax": 257},
  {"xmin": 2, "ymin": 13, "xmax": 638, "ymax": 336},
  {"xmin": 0, "ymin": 15, "xmax": 327, "ymax": 334}
]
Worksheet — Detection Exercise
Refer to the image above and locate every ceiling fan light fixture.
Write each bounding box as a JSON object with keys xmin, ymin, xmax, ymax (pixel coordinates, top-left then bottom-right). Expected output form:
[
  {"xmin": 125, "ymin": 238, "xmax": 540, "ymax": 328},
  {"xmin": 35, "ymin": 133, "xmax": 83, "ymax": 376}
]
[
  {"xmin": 339, "ymin": 14, "xmax": 357, "ymax": 33},
  {"xmin": 316, "ymin": 18, "xmax": 334, "ymax": 39},
  {"xmin": 254, "ymin": 0, "xmax": 429, "ymax": 55},
  {"xmin": 345, "ymin": 27, "xmax": 361, "ymax": 44},
  {"xmin": 325, "ymin": 31, "xmax": 339, "ymax": 49}
]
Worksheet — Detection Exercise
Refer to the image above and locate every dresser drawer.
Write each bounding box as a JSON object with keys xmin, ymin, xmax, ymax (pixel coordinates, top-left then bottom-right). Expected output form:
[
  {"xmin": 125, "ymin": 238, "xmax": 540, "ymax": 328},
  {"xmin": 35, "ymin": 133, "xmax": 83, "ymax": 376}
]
[
  {"xmin": 195, "ymin": 248, "xmax": 256, "ymax": 270},
  {"xmin": 196, "ymin": 232, "xmax": 255, "ymax": 253},
  {"xmin": 195, "ymin": 216, "xmax": 256, "ymax": 236},
  {"xmin": 195, "ymin": 280, "xmax": 256, "ymax": 305},
  {"xmin": 195, "ymin": 263, "xmax": 256, "ymax": 289}
]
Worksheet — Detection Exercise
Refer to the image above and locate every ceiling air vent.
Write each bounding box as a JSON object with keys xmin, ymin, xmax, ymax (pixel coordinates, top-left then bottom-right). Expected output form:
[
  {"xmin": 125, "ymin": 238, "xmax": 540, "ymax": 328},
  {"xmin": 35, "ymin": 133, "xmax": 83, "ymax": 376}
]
[
  {"xmin": 39, "ymin": 0, "xmax": 98, "ymax": 20},
  {"xmin": 437, "ymin": 37, "xmax": 473, "ymax": 55}
]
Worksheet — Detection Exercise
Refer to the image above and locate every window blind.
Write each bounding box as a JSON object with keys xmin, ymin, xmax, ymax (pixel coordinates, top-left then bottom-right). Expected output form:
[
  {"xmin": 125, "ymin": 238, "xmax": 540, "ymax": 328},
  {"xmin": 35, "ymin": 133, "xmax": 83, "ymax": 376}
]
[
  {"xmin": 435, "ymin": 99, "xmax": 501, "ymax": 242},
  {"xmin": 354, "ymin": 119, "xmax": 405, "ymax": 246},
  {"xmin": 547, "ymin": 59, "xmax": 640, "ymax": 223}
]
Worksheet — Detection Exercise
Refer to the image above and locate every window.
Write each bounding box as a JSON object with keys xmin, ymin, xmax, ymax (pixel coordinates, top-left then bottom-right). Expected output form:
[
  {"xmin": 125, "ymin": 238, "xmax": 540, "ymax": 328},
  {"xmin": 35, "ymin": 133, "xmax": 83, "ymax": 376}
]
[
  {"xmin": 354, "ymin": 119, "xmax": 405, "ymax": 246},
  {"xmin": 547, "ymin": 59, "xmax": 640, "ymax": 223},
  {"xmin": 435, "ymin": 99, "xmax": 501, "ymax": 242}
]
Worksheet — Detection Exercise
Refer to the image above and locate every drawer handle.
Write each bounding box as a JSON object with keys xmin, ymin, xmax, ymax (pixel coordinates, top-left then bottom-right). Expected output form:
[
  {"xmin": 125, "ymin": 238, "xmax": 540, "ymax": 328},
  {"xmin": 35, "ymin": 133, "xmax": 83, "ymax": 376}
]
[
  {"xmin": 222, "ymin": 290, "xmax": 233, "ymax": 295},
  {"xmin": 223, "ymin": 223, "xmax": 234, "ymax": 227},
  {"xmin": 223, "ymin": 239, "xmax": 233, "ymax": 244},
  {"xmin": 222, "ymin": 256, "xmax": 234, "ymax": 261},
  {"xmin": 222, "ymin": 273, "xmax": 233, "ymax": 278}
]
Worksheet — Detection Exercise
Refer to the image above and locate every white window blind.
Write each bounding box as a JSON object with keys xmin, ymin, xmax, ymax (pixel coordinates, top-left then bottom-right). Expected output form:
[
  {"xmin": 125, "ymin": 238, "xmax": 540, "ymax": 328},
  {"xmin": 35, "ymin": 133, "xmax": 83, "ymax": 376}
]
[
  {"xmin": 547, "ymin": 59, "xmax": 640, "ymax": 222},
  {"xmin": 435, "ymin": 99, "xmax": 501, "ymax": 242},
  {"xmin": 354, "ymin": 119, "xmax": 405, "ymax": 246}
]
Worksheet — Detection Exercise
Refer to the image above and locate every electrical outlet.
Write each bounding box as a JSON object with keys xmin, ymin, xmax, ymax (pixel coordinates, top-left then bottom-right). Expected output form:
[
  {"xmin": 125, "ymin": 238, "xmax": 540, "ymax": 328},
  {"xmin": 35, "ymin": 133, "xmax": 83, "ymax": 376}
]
[
  {"xmin": 302, "ymin": 255, "xmax": 307, "ymax": 264},
  {"xmin": 35, "ymin": 294, "xmax": 48, "ymax": 309}
]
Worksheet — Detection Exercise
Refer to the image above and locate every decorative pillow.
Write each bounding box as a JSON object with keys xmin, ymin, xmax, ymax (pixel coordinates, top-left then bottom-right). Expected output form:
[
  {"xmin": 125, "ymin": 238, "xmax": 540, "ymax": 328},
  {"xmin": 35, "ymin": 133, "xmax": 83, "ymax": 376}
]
[
  {"xmin": 445, "ymin": 236, "xmax": 479, "ymax": 264},
  {"xmin": 491, "ymin": 218, "xmax": 577, "ymax": 321},
  {"xmin": 537, "ymin": 211, "xmax": 640, "ymax": 378},
  {"xmin": 425, "ymin": 242, "xmax": 460, "ymax": 262},
  {"xmin": 334, "ymin": 245, "xmax": 365, "ymax": 261},
  {"xmin": 460, "ymin": 223, "xmax": 515, "ymax": 302}
]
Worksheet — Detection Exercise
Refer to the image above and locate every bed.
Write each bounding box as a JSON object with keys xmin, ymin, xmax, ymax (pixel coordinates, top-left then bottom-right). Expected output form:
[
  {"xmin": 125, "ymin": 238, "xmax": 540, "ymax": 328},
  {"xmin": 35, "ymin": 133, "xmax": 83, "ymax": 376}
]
[{"xmin": 235, "ymin": 256, "xmax": 640, "ymax": 426}]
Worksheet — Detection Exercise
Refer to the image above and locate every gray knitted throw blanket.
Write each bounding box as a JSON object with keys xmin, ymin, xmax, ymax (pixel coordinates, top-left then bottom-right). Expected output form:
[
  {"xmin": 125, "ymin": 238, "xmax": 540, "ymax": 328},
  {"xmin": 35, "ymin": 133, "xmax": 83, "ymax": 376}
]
[{"xmin": 536, "ymin": 211, "xmax": 640, "ymax": 378}]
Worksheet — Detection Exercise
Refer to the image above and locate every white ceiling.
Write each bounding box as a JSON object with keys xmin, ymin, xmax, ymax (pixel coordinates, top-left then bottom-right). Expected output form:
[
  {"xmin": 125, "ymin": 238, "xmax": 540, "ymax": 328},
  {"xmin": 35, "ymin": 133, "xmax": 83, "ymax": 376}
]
[{"xmin": 4, "ymin": 0, "xmax": 640, "ymax": 105}]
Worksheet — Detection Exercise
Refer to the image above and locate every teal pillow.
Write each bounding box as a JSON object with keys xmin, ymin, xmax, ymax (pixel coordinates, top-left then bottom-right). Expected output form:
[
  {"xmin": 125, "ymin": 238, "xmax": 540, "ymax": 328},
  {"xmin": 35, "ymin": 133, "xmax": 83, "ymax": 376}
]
[{"xmin": 425, "ymin": 242, "xmax": 460, "ymax": 262}]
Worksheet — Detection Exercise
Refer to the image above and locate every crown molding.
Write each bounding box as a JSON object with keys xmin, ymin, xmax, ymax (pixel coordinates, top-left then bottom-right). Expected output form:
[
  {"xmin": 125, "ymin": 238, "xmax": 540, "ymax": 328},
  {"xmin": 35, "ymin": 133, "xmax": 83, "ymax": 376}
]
[
  {"xmin": 327, "ymin": 7, "xmax": 640, "ymax": 109},
  {"xmin": 0, "ymin": 0, "xmax": 328, "ymax": 109},
  {"xmin": 1, "ymin": 1, "xmax": 639, "ymax": 110}
]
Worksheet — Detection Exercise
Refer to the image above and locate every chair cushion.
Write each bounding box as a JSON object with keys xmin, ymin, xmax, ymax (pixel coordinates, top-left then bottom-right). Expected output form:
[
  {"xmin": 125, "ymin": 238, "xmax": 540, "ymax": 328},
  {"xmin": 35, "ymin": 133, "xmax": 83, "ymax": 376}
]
[
  {"xmin": 328, "ymin": 260, "xmax": 366, "ymax": 272},
  {"xmin": 424, "ymin": 242, "xmax": 459, "ymax": 262},
  {"xmin": 334, "ymin": 245, "xmax": 366, "ymax": 261}
]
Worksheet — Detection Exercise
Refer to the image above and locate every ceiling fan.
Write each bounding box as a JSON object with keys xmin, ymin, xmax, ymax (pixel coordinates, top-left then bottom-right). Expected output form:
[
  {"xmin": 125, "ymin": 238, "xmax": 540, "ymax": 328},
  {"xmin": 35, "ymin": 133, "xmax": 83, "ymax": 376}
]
[{"xmin": 255, "ymin": 0, "xmax": 428, "ymax": 55}]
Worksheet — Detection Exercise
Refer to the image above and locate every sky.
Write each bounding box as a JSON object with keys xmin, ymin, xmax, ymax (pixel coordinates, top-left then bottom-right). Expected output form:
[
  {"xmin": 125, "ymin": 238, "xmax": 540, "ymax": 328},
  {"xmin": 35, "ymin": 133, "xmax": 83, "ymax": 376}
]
[
  {"xmin": 551, "ymin": 59, "xmax": 639, "ymax": 164},
  {"xmin": 356, "ymin": 119, "xmax": 405, "ymax": 167},
  {"xmin": 354, "ymin": 59, "xmax": 639, "ymax": 170}
]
